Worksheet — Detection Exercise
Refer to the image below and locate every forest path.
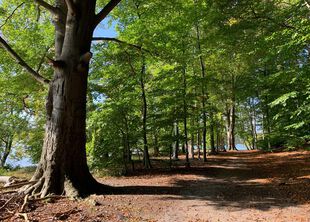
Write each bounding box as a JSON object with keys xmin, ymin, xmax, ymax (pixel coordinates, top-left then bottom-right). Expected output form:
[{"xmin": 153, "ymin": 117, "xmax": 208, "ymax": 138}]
[
  {"xmin": 6, "ymin": 150, "xmax": 310, "ymax": 222},
  {"xmin": 99, "ymin": 150, "xmax": 310, "ymax": 222}
]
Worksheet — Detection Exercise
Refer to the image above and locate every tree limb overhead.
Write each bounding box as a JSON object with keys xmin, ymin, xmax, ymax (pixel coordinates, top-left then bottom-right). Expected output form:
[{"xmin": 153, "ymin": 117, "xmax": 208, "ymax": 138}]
[
  {"xmin": 0, "ymin": 36, "xmax": 50, "ymax": 85},
  {"xmin": 92, "ymin": 37, "xmax": 143, "ymax": 51},
  {"xmin": 0, "ymin": 2, "xmax": 25, "ymax": 29},
  {"xmin": 94, "ymin": 0, "xmax": 122, "ymax": 27},
  {"xmin": 33, "ymin": 0, "xmax": 60, "ymax": 15}
]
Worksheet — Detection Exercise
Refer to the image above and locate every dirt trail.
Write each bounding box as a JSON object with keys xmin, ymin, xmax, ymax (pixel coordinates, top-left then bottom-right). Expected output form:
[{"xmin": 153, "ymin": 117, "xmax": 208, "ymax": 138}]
[{"xmin": 4, "ymin": 150, "xmax": 310, "ymax": 221}]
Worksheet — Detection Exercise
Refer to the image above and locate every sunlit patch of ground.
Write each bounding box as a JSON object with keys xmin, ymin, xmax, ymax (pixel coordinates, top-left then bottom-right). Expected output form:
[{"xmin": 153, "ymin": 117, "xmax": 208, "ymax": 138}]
[{"xmin": 1, "ymin": 150, "xmax": 310, "ymax": 221}]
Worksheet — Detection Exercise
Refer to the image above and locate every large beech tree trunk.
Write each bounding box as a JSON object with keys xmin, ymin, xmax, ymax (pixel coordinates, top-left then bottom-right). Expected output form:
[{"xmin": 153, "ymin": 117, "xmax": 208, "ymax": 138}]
[{"xmin": 22, "ymin": 0, "xmax": 121, "ymax": 197}]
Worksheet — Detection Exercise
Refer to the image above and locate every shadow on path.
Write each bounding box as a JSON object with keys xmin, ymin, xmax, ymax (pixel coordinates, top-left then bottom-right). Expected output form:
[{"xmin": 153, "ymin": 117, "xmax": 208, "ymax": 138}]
[{"xmin": 95, "ymin": 151, "xmax": 310, "ymax": 211}]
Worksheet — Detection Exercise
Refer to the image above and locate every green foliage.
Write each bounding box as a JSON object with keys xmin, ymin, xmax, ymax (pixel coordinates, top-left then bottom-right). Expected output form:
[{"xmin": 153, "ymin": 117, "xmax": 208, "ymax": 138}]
[{"xmin": 1, "ymin": 0, "xmax": 309, "ymax": 170}]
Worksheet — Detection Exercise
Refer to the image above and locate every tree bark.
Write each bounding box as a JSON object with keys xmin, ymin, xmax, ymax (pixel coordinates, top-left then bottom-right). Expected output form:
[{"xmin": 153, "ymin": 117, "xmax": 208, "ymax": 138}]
[
  {"xmin": 249, "ymin": 98, "xmax": 257, "ymax": 150},
  {"xmin": 140, "ymin": 57, "xmax": 151, "ymax": 169},
  {"xmin": 190, "ymin": 132, "xmax": 195, "ymax": 160},
  {"xmin": 172, "ymin": 122, "xmax": 179, "ymax": 160},
  {"xmin": 182, "ymin": 66, "xmax": 190, "ymax": 167},
  {"xmin": 226, "ymin": 104, "xmax": 236, "ymax": 151},
  {"xmin": 194, "ymin": 26, "xmax": 208, "ymax": 162},
  {"xmin": 122, "ymin": 114, "xmax": 133, "ymax": 173},
  {"xmin": 209, "ymin": 112, "xmax": 216, "ymax": 154},
  {"xmin": 153, "ymin": 133, "xmax": 159, "ymax": 157},
  {"xmin": 21, "ymin": 0, "xmax": 121, "ymax": 198},
  {"xmin": 197, "ymin": 128, "xmax": 201, "ymax": 160},
  {"xmin": 0, "ymin": 135, "xmax": 13, "ymax": 168}
]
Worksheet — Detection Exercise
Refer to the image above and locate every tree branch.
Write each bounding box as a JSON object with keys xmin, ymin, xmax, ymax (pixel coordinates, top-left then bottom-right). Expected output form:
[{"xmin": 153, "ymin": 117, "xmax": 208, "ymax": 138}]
[
  {"xmin": 94, "ymin": 0, "xmax": 122, "ymax": 27},
  {"xmin": 250, "ymin": 8, "xmax": 296, "ymax": 30},
  {"xmin": 0, "ymin": 2, "xmax": 25, "ymax": 29},
  {"xmin": 64, "ymin": 0, "xmax": 76, "ymax": 15},
  {"xmin": 124, "ymin": 50, "xmax": 137, "ymax": 76},
  {"xmin": 92, "ymin": 37, "xmax": 143, "ymax": 51},
  {"xmin": 92, "ymin": 37, "xmax": 157, "ymax": 56},
  {"xmin": 0, "ymin": 36, "xmax": 50, "ymax": 85},
  {"xmin": 305, "ymin": 0, "xmax": 310, "ymax": 10},
  {"xmin": 33, "ymin": 0, "xmax": 59, "ymax": 15}
]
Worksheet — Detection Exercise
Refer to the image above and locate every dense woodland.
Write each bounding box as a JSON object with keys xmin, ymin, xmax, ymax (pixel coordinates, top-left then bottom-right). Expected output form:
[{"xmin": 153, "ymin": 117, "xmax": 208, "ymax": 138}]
[{"xmin": 0, "ymin": 0, "xmax": 309, "ymax": 197}]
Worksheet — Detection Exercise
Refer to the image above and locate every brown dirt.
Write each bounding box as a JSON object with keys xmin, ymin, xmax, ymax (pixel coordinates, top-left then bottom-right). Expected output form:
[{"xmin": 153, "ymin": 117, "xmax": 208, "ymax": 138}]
[{"xmin": 1, "ymin": 150, "xmax": 310, "ymax": 222}]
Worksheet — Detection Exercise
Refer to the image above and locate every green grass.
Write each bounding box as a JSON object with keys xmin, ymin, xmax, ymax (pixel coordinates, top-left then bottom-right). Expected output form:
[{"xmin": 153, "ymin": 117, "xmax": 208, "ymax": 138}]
[{"xmin": 0, "ymin": 166, "xmax": 35, "ymax": 180}]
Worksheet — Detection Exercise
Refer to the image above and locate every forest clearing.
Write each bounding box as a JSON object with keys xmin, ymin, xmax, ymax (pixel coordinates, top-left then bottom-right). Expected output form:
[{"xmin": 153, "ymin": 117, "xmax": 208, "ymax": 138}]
[{"xmin": 1, "ymin": 150, "xmax": 309, "ymax": 221}]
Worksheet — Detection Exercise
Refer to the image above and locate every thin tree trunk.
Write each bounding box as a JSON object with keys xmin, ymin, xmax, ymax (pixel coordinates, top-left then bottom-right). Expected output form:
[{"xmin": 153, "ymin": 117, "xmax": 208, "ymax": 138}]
[
  {"xmin": 226, "ymin": 105, "xmax": 231, "ymax": 150},
  {"xmin": 264, "ymin": 97, "xmax": 272, "ymax": 150},
  {"xmin": 190, "ymin": 131, "xmax": 195, "ymax": 159},
  {"xmin": 263, "ymin": 66, "xmax": 271, "ymax": 150},
  {"xmin": 230, "ymin": 104, "xmax": 236, "ymax": 150},
  {"xmin": 197, "ymin": 128, "xmax": 201, "ymax": 160},
  {"xmin": 209, "ymin": 112, "xmax": 216, "ymax": 154},
  {"xmin": 195, "ymin": 20, "xmax": 208, "ymax": 162},
  {"xmin": 140, "ymin": 57, "xmax": 151, "ymax": 169},
  {"xmin": 249, "ymin": 99, "xmax": 257, "ymax": 150},
  {"xmin": 0, "ymin": 135, "xmax": 13, "ymax": 168},
  {"xmin": 153, "ymin": 133, "xmax": 159, "ymax": 157},
  {"xmin": 215, "ymin": 121, "xmax": 220, "ymax": 152},
  {"xmin": 172, "ymin": 122, "xmax": 179, "ymax": 160},
  {"xmin": 226, "ymin": 104, "xmax": 237, "ymax": 151},
  {"xmin": 182, "ymin": 66, "xmax": 190, "ymax": 167},
  {"xmin": 123, "ymin": 114, "xmax": 133, "ymax": 172}
]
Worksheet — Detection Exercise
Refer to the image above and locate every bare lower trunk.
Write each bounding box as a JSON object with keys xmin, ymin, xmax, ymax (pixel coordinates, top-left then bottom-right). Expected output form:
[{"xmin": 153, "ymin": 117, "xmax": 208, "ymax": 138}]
[
  {"xmin": 26, "ymin": 63, "xmax": 99, "ymax": 197},
  {"xmin": 250, "ymin": 100, "xmax": 257, "ymax": 150},
  {"xmin": 153, "ymin": 133, "xmax": 159, "ymax": 157},
  {"xmin": 209, "ymin": 112, "xmax": 216, "ymax": 154},
  {"xmin": 197, "ymin": 128, "xmax": 201, "ymax": 160},
  {"xmin": 140, "ymin": 58, "xmax": 151, "ymax": 169},
  {"xmin": 190, "ymin": 133, "xmax": 195, "ymax": 159},
  {"xmin": 172, "ymin": 122, "xmax": 179, "ymax": 160},
  {"xmin": 195, "ymin": 25, "xmax": 207, "ymax": 162},
  {"xmin": 182, "ymin": 66, "xmax": 190, "ymax": 167},
  {"xmin": 226, "ymin": 104, "xmax": 236, "ymax": 151},
  {"xmin": 0, "ymin": 135, "xmax": 13, "ymax": 168}
]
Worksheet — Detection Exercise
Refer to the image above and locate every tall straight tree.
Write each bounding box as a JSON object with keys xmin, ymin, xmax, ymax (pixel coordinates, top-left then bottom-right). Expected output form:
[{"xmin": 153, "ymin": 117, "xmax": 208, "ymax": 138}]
[{"xmin": 0, "ymin": 0, "xmax": 121, "ymax": 197}]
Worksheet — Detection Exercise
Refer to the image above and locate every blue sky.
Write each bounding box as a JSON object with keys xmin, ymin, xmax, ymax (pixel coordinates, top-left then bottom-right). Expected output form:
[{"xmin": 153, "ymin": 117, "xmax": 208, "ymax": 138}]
[{"xmin": 93, "ymin": 19, "xmax": 118, "ymax": 38}]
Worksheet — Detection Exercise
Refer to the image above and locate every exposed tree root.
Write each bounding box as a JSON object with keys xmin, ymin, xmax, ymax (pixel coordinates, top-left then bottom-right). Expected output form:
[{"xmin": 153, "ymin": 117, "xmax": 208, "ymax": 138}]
[
  {"xmin": 1, "ymin": 175, "xmax": 67, "ymax": 221},
  {"xmin": 0, "ymin": 181, "xmax": 37, "ymax": 191},
  {"xmin": 22, "ymin": 178, "xmax": 44, "ymax": 197},
  {"xmin": 18, "ymin": 213, "xmax": 29, "ymax": 222},
  {"xmin": 20, "ymin": 194, "xmax": 29, "ymax": 212},
  {"xmin": 0, "ymin": 195, "xmax": 16, "ymax": 210}
]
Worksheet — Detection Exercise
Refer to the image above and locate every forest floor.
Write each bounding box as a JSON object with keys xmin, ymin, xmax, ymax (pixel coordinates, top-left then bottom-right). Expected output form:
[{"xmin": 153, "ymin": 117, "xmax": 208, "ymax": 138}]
[{"xmin": 1, "ymin": 150, "xmax": 310, "ymax": 222}]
